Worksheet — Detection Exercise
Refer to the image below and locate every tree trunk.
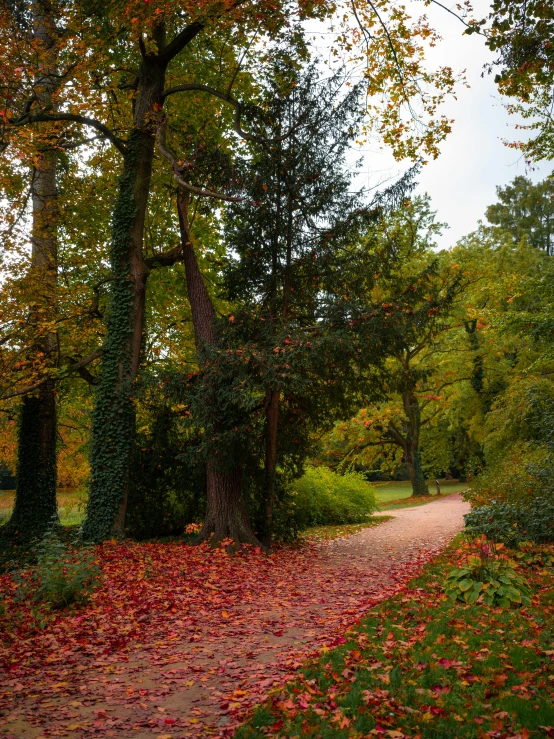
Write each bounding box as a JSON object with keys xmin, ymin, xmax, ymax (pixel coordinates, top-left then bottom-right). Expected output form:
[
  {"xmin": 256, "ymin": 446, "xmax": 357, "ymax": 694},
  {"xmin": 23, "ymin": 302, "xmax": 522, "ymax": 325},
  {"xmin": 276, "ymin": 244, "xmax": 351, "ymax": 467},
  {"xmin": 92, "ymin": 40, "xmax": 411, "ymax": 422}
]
[
  {"xmin": 5, "ymin": 1, "xmax": 60, "ymax": 541},
  {"xmin": 177, "ymin": 191, "xmax": 260, "ymax": 548},
  {"xmin": 83, "ymin": 52, "xmax": 166, "ymax": 542},
  {"xmin": 178, "ymin": 190, "xmax": 215, "ymax": 347},
  {"xmin": 263, "ymin": 388, "xmax": 280, "ymax": 549},
  {"xmin": 199, "ymin": 464, "xmax": 260, "ymax": 548},
  {"xmin": 402, "ymin": 390, "xmax": 429, "ymax": 496},
  {"xmin": 7, "ymin": 391, "xmax": 57, "ymax": 539},
  {"xmin": 406, "ymin": 446, "xmax": 429, "ymax": 497}
]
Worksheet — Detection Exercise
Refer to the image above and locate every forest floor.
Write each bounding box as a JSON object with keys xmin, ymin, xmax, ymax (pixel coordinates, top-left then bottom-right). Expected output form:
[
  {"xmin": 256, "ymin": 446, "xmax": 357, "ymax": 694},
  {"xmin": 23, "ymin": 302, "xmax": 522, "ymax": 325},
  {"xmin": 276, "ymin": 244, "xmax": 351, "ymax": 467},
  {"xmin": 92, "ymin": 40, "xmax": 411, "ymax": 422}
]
[{"xmin": 0, "ymin": 494, "xmax": 468, "ymax": 739}]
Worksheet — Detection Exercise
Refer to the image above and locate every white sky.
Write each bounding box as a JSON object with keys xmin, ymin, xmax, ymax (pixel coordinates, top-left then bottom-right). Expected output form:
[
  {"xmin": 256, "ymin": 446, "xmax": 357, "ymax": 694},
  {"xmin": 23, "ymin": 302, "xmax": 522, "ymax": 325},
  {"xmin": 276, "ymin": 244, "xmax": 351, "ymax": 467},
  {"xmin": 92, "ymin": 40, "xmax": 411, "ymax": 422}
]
[{"xmin": 316, "ymin": 0, "xmax": 553, "ymax": 250}]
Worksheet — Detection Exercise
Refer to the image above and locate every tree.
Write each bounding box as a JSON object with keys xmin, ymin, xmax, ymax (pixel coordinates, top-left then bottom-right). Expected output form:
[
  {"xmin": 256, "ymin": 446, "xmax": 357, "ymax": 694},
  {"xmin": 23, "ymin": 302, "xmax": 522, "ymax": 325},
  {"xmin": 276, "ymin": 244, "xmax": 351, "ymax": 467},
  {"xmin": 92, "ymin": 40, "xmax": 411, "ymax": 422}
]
[
  {"xmin": 476, "ymin": 0, "xmax": 554, "ymax": 162},
  {"xmin": 221, "ymin": 63, "xmax": 399, "ymax": 544},
  {"xmin": 486, "ymin": 176, "xmax": 554, "ymax": 255},
  {"xmin": 322, "ymin": 198, "xmax": 467, "ymax": 496}
]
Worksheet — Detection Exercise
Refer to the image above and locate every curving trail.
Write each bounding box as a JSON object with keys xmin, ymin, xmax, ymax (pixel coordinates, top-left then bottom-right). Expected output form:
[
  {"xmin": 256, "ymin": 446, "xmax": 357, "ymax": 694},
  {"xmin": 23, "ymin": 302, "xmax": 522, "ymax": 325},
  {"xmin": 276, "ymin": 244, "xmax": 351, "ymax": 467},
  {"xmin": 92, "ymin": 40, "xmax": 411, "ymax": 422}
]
[{"xmin": 0, "ymin": 494, "xmax": 469, "ymax": 739}]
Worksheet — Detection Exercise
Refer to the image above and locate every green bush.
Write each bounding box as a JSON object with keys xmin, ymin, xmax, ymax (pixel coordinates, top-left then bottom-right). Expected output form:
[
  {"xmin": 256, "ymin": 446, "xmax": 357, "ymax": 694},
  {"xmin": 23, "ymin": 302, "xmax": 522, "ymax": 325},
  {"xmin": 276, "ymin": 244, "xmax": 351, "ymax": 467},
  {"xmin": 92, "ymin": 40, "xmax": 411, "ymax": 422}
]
[
  {"xmin": 15, "ymin": 528, "xmax": 101, "ymax": 609},
  {"xmin": 466, "ymin": 446, "xmax": 554, "ymax": 508},
  {"xmin": 464, "ymin": 496, "xmax": 554, "ymax": 545},
  {"xmin": 287, "ymin": 467, "xmax": 378, "ymax": 529}
]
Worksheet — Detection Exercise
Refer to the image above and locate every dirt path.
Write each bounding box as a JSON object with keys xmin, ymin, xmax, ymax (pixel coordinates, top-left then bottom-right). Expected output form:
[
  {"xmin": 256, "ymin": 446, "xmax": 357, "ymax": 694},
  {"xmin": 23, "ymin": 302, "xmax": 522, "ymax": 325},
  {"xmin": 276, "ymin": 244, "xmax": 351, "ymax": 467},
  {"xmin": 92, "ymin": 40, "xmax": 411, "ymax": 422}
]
[{"xmin": 0, "ymin": 494, "xmax": 469, "ymax": 739}]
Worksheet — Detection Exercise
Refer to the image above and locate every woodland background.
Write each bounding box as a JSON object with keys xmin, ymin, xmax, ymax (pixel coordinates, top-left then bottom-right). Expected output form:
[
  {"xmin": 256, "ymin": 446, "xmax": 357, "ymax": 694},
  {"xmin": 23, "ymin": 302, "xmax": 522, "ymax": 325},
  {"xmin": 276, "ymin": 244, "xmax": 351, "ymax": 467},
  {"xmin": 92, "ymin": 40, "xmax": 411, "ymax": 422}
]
[{"xmin": 0, "ymin": 0, "xmax": 553, "ymax": 552}]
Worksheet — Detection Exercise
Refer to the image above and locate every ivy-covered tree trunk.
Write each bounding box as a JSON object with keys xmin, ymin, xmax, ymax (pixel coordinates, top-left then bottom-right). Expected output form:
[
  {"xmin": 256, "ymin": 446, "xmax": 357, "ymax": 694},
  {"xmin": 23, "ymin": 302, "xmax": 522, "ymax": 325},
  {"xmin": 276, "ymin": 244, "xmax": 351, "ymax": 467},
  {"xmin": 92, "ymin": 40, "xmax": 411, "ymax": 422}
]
[
  {"xmin": 5, "ymin": 2, "xmax": 60, "ymax": 541},
  {"xmin": 177, "ymin": 190, "xmax": 260, "ymax": 547},
  {"xmin": 8, "ymin": 394, "xmax": 57, "ymax": 537},
  {"xmin": 83, "ymin": 53, "xmax": 167, "ymax": 542}
]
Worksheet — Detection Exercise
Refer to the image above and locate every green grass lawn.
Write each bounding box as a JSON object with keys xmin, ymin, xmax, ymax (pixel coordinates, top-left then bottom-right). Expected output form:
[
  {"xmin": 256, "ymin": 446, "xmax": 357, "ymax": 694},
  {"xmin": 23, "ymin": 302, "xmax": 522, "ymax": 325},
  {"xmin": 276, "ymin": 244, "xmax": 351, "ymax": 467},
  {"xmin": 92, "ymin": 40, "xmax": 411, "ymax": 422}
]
[
  {"xmin": 236, "ymin": 537, "xmax": 554, "ymax": 739},
  {"xmin": 374, "ymin": 479, "xmax": 470, "ymax": 510},
  {"xmin": 0, "ymin": 489, "xmax": 86, "ymax": 527}
]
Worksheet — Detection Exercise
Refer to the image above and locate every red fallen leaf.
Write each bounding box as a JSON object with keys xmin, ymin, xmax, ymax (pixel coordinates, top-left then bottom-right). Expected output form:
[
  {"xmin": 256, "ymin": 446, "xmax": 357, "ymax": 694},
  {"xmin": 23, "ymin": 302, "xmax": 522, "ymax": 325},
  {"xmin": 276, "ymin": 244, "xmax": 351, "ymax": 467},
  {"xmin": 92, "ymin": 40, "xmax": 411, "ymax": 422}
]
[
  {"xmin": 271, "ymin": 720, "xmax": 284, "ymax": 731},
  {"xmin": 164, "ymin": 717, "xmax": 176, "ymax": 725},
  {"xmin": 474, "ymin": 717, "xmax": 484, "ymax": 724},
  {"xmin": 430, "ymin": 706, "xmax": 447, "ymax": 716},
  {"xmin": 438, "ymin": 658, "xmax": 460, "ymax": 668}
]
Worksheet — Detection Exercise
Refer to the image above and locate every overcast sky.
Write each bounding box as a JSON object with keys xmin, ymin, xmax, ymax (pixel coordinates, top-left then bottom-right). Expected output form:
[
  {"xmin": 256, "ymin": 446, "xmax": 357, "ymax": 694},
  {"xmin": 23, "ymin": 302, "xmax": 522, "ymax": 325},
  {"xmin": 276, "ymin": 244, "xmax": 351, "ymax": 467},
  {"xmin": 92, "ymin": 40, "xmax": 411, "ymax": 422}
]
[{"xmin": 315, "ymin": 0, "xmax": 553, "ymax": 251}]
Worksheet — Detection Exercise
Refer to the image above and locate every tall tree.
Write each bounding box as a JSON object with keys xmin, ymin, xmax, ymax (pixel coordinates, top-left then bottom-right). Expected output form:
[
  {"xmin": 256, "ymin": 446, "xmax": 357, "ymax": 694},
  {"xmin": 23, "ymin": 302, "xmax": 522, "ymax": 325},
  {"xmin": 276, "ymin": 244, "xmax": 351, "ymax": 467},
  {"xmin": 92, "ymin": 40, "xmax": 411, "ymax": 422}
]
[
  {"xmin": 1, "ymin": 0, "xmax": 61, "ymax": 539},
  {"xmin": 222, "ymin": 64, "xmax": 417, "ymax": 542},
  {"xmin": 486, "ymin": 175, "xmax": 554, "ymax": 256},
  {"xmin": 475, "ymin": 0, "xmax": 554, "ymax": 162},
  {"xmin": 322, "ymin": 199, "xmax": 466, "ymax": 496}
]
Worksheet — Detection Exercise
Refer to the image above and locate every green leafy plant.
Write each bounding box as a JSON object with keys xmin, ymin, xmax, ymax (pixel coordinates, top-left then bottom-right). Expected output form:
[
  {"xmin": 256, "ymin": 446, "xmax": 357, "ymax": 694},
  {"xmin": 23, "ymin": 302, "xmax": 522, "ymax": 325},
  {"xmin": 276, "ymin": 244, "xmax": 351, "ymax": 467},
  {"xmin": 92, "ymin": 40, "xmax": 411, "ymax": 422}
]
[
  {"xmin": 444, "ymin": 539, "xmax": 531, "ymax": 608},
  {"xmin": 16, "ymin": 527, "xmax": 101, "ymax": 609},
  {"xmin": 514, "ymin": 541, "xmax": 554, "ymax": 569},
  {"xmin": 464, "ymin": 496, "xmax": 554, "ymax": 545}
]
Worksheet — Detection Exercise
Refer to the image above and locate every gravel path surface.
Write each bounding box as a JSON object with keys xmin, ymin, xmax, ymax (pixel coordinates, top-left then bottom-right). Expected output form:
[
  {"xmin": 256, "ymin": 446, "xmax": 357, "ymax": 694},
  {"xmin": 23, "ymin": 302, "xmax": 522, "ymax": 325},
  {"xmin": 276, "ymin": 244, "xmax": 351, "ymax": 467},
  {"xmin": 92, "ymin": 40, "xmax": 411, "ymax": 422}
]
[
  {"xmin": 323, "ymin": 493, "xmax": 470, "ymax": 573},
  {"xmin": 0, "ymin": 494, "xmax": 470, "ymax": 739}
]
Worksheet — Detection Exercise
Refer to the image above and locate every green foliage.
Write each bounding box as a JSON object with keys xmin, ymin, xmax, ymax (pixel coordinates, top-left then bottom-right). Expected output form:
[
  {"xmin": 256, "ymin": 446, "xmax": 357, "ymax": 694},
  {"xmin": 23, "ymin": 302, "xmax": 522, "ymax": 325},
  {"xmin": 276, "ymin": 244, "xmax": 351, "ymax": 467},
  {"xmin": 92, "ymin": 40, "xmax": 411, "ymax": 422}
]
[
  {"xmin": 286, "ymin": 467, "xmax": 378, "ymax": 530},
  {"xmin": 513, "ymin": 540, "xmax": 554, "ymax": 569},
  {"xmin": 126, "ymin": 412, "xmax": 206, "ymax": 540},
  {"xmin": 464, "ymin": 496, "xmax": 554, "ymax": 546},
  {"xmin": 486, "ymin": 176, "xmax": 554, "ymax": 256},
  {"xmin": 484, "ymin": 1, "xmax": 554, "ymax": 162},
  {"xmin": 82, "ymin": 136, "xmax": 140, "ymax": 543},
  {"xmin": 2, "ymin": 395, "xmax": 57, "ymax": 540},
  {"xmin": 444, "ymin": 545, "xmax": 531, "ymax": 608},
  {"xmin": 15, "ymin": 527, "xmax": 101, "ymax": 609}
]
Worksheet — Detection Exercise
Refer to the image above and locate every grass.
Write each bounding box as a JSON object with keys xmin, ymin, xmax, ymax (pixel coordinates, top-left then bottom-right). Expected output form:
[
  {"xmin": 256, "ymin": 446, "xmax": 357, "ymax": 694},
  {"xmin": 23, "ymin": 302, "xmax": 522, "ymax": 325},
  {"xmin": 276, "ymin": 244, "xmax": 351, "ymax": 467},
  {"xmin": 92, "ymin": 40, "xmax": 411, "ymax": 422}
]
[
  {"xmin": 236, "ymin": 537, "xmax": 554, "ymax": 739},
  {"xmin": 0, "ymin": 489, "xmax": 86, "ymax": 527},
  {"xmin": 301, "ymin": 516, "xmax": 394, "ymax": 543},
  {"xmin": 375, "ymin": 479, "xmax": 470, "ymax": 511}
]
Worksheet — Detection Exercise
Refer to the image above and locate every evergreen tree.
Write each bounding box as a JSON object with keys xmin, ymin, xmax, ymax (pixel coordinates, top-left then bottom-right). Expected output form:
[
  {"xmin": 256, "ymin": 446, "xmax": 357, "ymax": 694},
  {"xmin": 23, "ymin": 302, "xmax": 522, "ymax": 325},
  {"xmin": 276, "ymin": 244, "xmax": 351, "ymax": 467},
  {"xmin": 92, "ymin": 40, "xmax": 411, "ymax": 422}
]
[
  {"xmin": 220, "ymin": 63, "xmax": 412, "ymax": 544},
  {"xmin": 486, "ymin": 176, "xmax": 554, "ymax": 256}
]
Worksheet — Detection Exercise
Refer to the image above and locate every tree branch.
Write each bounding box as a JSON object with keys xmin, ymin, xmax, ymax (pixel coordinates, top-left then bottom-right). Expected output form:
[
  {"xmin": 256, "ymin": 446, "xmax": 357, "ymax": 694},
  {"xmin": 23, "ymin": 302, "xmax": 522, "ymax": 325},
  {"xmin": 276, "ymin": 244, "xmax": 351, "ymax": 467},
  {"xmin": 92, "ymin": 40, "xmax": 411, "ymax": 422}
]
[
  {"xmin": 156, "ymin": 120, "xmax": 241, "ymax": 201},
  {"xmin": 145, "ymin": 244, "xmax": 183, "ymax": 269},
  {"xmin": 0, "ymin": 349, "xmax": 104, "ymax": 401},
  {"xmin": 11, "ymin": 112, "xmax": 127, "ymax": 155},
  {"xmin": 159, "ymin": 21, "xmax": 205, "ymax": 64}
]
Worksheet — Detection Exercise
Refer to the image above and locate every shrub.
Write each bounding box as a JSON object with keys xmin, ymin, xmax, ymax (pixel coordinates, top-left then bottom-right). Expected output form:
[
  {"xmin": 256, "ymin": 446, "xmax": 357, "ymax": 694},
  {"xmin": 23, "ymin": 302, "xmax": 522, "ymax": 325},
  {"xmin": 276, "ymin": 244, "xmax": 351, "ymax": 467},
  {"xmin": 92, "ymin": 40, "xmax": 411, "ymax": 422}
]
[
  {"xmin": 15, "ymin": 528, "xmax": 101, "ymax": 609},
  {"xmin": 444, "ymin": 539, "xmax": 531, "ymax": 608},
  {"xmin": 466, "ymin": 446, "xmax": 554, "ymax": 508},
  {"xmin": 464, "ymin": 496, "xmax": 554, "ymax": 545},
  {"xmin": 287, "ymin": 467, "xmax": 378, "ymax": 529},
  {"xmin": 514, "ymin": 541, "xmax": 554, "ymax": 569},
  {"xmin": 126, "ymin": 414, "xmax": 206, "ymax": 540}
]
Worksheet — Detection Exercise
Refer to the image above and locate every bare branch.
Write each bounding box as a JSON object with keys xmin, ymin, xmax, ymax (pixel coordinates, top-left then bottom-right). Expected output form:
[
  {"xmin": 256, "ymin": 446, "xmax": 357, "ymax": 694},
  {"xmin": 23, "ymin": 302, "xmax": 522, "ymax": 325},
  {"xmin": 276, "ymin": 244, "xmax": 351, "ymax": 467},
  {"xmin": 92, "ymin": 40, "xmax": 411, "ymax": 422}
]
[
  {"xmin": 156, "ymin": 120, "xmax": 240, "ymax": 202},
  {"xmin": 11, "ymin": 112, "xmax": 127, "ymax": 155}
]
